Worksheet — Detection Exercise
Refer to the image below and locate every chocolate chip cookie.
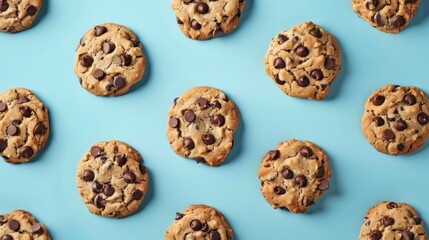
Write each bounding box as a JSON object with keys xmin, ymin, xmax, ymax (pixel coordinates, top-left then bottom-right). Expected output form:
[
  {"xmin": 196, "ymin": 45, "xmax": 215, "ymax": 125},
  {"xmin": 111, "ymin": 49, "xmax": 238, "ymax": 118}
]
[
  {"xmin": 359, "ymin": 201, "xmax": 427, "ymax": 240},
  {"xmin": 165, "ymin": 204, "xmax": 234, "ymax": 240},
  {"xmin": 0, "ymin": 88, "xmax": 49, "ymax": 164},
  {"xmin": 167, "ymin": 86, "xmax": 239, "ymax": 166},
  {"xmin": 0, "ymin": 0, "xmax": 43, "ymax": 33},
  {"xmin": 76, "ymin": 140, "xmax": 149, "ymax": 218},
  {"xmin": 172, "ymin": 0, "xmax": 246, "ymax": 40},
  {"xmin": 351, "ymin": 0, "xmax": 421, "ymax": 34},
  {"xmin": 361, "ymin": 84, "xmax": 429, "ymax": 155},
  {"xmin": 264, "ymin": 21, "xmax": 341, "ymax": 100},
  {"xmin": 258, "ymin": 139, "xmax": 331, "ymax": 213},
  {"xmin": 74, "ymin": 23, "xmax": 146, "ymax": 96},
  {"xmin": 0, "ymin": 210, "xmax": 51, "ymax": 240}
]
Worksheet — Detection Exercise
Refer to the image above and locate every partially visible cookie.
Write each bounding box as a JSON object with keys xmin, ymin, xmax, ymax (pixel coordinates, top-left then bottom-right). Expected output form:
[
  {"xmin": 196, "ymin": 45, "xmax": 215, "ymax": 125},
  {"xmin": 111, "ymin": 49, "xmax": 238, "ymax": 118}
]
[
  {"xmin": 264, "ymin": 22, "xmax": 341, "ymax": 100},
  {"xmin": 167, "ymin": 86, "xmax": 239, "ymax": 166},
  {"xmin": 76, "ymin": 140, "xmax": 149, "ymax": 218},
  {"xmin": 0, "ymin": 210, "xmax": 51, "ymax": 240},
  {"xmin": 359, "ymin": 201, "xmax": 427, "ymax": 240},
  {"xmin": 171, "ymin": 0, "xmax": 246, "ymax": 40},
  {"xmin": 0, "ymin": 88, "xmax": 49, "ymax": 163},
  {"xmin": 361, "ymin": 84, "xmax": 429, "ymax": 155},
  {"xmin": 351, "ymin": 0, "xmax": 421, "ymax": 34},
  {"xmin": 74, "ymin": 23, "xmax": 146, "ymax": 96},
  {"xmin": 258, "ymin": 139, "xmax": 331, "ymax": 213},
  {"xmin": 0, "ymin": 0, "xmax": 43, "ymax": 33},
  {"xmin": 165, "ymin": 204, "xmax": 234, "ymax": 240}
]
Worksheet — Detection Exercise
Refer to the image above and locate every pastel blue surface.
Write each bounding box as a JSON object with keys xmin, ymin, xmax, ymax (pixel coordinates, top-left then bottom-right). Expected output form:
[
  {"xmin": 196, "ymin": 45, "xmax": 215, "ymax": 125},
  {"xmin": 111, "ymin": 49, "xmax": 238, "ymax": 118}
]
[{"xmin": 1, "ymin": 0, "xmax": 429, "ymax": 239}]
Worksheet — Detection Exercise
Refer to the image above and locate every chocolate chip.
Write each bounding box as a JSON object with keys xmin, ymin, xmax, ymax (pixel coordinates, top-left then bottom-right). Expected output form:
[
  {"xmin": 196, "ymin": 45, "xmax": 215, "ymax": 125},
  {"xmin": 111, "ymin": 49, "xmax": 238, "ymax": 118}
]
[
  {"xmin": 370, "ymin": 230, "xmax": 382, "ymax": 240},
  {"xmin": 418, "ymin": 113, "xmax": 428, "ymax": 125},
  {"xmin": 34, "ymin": 122, "xmax": 46, "ymax": 135},
  {"xmin": 190, "ymin": 219, "xmax": 202, "ymax": 231},
  {"xmin": 273, "ymin": 57, "xmax": 285, "ymax": 69},
  {"xmin": 202, "ymin": 134, "xmax": 215, "ymax": 145},
  {"xmin": 281, "ymin": 168, "xmax": 293, "ymax": 179},
  {"xmin": 18, "ymin": 96, "xmax": 29, "ymax": 103},
  {"xmin": 372, "ymin": 95, "xmax": 385, "ymax": 106},
  {"xmin": 80, "ymin": 54, "xmax": 93, "ymax": 67},
  {"xmin": 374, "ymin": 117, "xmax": 385, "ymax": 127},
  {"xmin": 310, "ymin": 28, "xmax": 322, "ymax": 38},
  {"xmin": 90, "ymin": 146, "xmax": 102, "ymax": 157},
  {"xmin": 212, "ymin": 27, "xmax": 224, "ymax": 38},
  {"xmin": 103, "ymin": 184, "xmax": 115, "ymax": 196},
  {"xmin": 275, "ymin": 75, "xmax": 286, "ymax": 85},
  {"xmin": 169, "ymin": 117, "xmax": 180, "ymax": 128},
  {"xmin": 300, "ymin": 146, "xmax": 313, "ymax": 157},
  {"xmin": 394, "ymin": 119, "xmax": 407, "ymax": 131},
  {"xmin": 268, "ymin": 150, "xmax": 280, "ymax": 160},
  {"xmin": 113, "ymin": 76, "xmax": 126, "ymax": 89},
  {"xmin": 139, "ymin": 165, "xmax": 147, "ymax": 175},
  {"xmin": 196, "ymin": 98, "xmax": 209, "ymax": 109},
  {"xmin": 0, "ymin": 2, "xmax": 9, "ymax": 12},
  {"xmin": 303, "ymin": 197, "xmax": 315, "ymax": 206},
  {"xmin": 397, "ymin": 143, "xmax": 405, "ymax": 151},
  {"xmin": 318, "ymin": 180, "xmax": 329, "ymax": 190},
  {"xmin": 191, "ymin": 19, "xmax": 202, "ymax": 30},
  {"xmin": 196, "ymin": 2, "xmax": 209, "ymax": 14},
  {"xmin": 95, "ymin": 26, "xmax": 107, "ymax": 36},
  {"xmin": 32, "ymin": 223, "xmax": 42, "ymax": 234},
  {"xmin": 374, "ymin": 13, "xmax": 384, "ymax": 26},
  {"xmin": 0, "ymin": 139, "xmax": 6, "ymax": 152},
  {"xmin": 295, "ymin": 175, "xmax": 307, "ymax": 187},
  {"xmin": 175, "ymin": 212, "xmax": 184, "ymax": 220},
  {"xmin": 274, "ymin": 186, "xmax": 286, "ymax": 195},
  {"xmin": 209, "ymin": 230, "xmax": 221, "ymax": 240},
  {"xmin": 201, "ymin": 222, "xmax": 209, "ymax": 232},
  {"xmin": 0, "ymin": 102, "xmax": 7, "ymax": 112},
  {"xmin": 1, "ymin": 234, "xmax": 13, "ymax": 240},
  {"xmin": 403, "ymin": 93, "xmax": 416, "ymax": 105},
  {"xmin": 19, "ymin": 106, "xmax": 31, "ymax": 117},
  {"xmin": 295, "ymin": 46, "xmax": 309, "ymax": 57},
  {"xmin": 132, "ymin": 189, "xmax": 143, "ymax": 200},
  {"xmin": 212, "ymin": 101, "xmax": 222, "ymax": 109},
  {"xmin": 212, "ymin": 114, "xmax": 225, "ymax": 126},
  {"xmin": 93, "ymin": 69, "xmax": 106, "ymax": 80},
  {"xmin": 387, "ymin": 202, "xmax": 398, "ymax": 209},
  {"xmin": 83, "ymin": 170, "xmax": 95, "ymax": 181},
  {"xmin": 402, "ymin": 231, "xmax": 414, "ymax": 240},
  {"xmin": 311, "ymin": 69, "xmax": 324, "ymax": 80},
  {"xmin": 8, "ymin": 220, "xmax": 19, "ymax": 231},
  {"xmin": 184, "ymin": 138, "xmax": 195, "ymax": 150},
  {"xmin": 92, "ymin": 181, "xmax": 103, "ymax": 193},
  {"xmin": 381, "ymin": 216, "xmax": 394, "ymax": 226},
  {"xmin": 7, "ymin": 125, "xmax": 18, "ymax": 136},
  {"xmin": 324, "ymin": 58, "xmax": 335, "ymax": 70},
  {"xmin": 392, "ymin": 16, "xmax": 406, "ymax": 28},
  {"xmin": 297, "ymin": 76, "xmax": 309, "ymax": 87},
  {"xmin": 19, "ymin": 146, "xmax": 33, "ymax": 158},
  {"xmin": 94, "ymin": 195, "xmax": 105, "ymax": 208},
  {"xmin": 194, "ymin": 157, "xmax": 205, "ymax": 164},
  {"xmin": 316, "ymin": 167, "xmax": 325, "ymax": 178},
  {"xmin": 277, "ymin": 34, "xmax": 288, "ymax": 44},
  {"xmin": 120, "ymin": 54, "xmax": 132, "ymax": 66},
  {"xmin": 383, "ymin": 129, "xmax": 395, "ymax": 140},
  {"xmin": 25, "ymin": 4, "xmax": 37, "ymax": 15},
  {"xmin": 184, "ymin": 110, "xmax": 196, "ymax": 122},
  {"xmin": 124, "ymin": 172, "xmax": 136, "ymax": 183},
  {"xmin": 103, "ymin": 42, "xmax": 116, "ymax": 54}
]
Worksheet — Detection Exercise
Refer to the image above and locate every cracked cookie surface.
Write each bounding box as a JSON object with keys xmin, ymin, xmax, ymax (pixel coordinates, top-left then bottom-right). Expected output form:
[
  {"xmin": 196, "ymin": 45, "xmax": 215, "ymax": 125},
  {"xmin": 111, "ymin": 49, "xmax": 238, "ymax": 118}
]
[
  {"xmin": 351, "ymin": 0, "xmax": 421, "ymax": 34},
  {"xmin": 264, "ymin": 21, "xmax": 341, "ymax": 100},
  {"xmin": 0, "ymin": 210, "xmax": 51, "ymax": 240},
  {"xmin": 361, "ymin": 84, "xmax": 429, "ymax": 155},
  {"xmin": 167, "ymin": 86, "xmax": 239, "ymax": 166},
  {"xmin": 165, "ymin": 204, "xmax": 234, "ymax": 240},
  {"xmin": 258, "ymin": 139, "xmax": 331, "ymax": 213},
  {"xmin": 359, "ymin": 201, "xmax": 427, "ymax": 240},
  {"xmin": 171, "ymin": 0, "xmax": 246, "ymax": 40},
  {"xmin": 76, "ymin": 140, "xmax": 149, "ymax": 218},
  {"xmin": 0, "ymin": 0, "xmax": 42, "ymax": 33},
  {"xmin": 0, "ymin": 88, "xmax": 49, "ymax": 164},
  {"xmin": 74, "ymin": 23, "xmax": 146, "ymax": 96}
]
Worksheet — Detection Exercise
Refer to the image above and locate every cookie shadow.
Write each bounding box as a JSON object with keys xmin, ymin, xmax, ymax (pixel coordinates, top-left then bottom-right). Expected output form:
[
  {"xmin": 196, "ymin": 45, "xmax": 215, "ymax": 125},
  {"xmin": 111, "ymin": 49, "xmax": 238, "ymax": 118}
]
[
  {"xmin": 136, "ymin": 166, "xmax": 153, "ymax": 214},
  {"xmin": 323, "ymin": 38, "xmax": 348, "ymax": 101},
  {"xmin": 409, "ymin": 0, "xmax": 429, "ymax": 26},
  {"xmin": 127, "ymin": 41, "xmax": 151, "ymax": 96},
  {"xmin": 222, "ymin": 111, "xmax": 244, "ymax": 166},
  {"xmin": 31, "ymin": 0, "xmax": 48, "ymax": 30}
]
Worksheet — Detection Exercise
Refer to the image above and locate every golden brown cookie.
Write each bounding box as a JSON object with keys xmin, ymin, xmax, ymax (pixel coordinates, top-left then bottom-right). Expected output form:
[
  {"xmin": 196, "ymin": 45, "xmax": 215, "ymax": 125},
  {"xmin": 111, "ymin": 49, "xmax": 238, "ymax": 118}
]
[
  {"xmin": 0, "ymin": 0, "xmax": 43, "ymax": 33},
  {"xmin": 0, "ymin": 210, "xmax": 51, "ymax": 240}
]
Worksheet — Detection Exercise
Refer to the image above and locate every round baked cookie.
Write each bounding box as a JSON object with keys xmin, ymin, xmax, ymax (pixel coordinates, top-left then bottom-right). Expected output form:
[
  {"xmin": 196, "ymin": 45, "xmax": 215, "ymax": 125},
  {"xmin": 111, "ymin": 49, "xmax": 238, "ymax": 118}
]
[
  {"xmin": 76, "ymin": 140, "xmax": 149, "ymax": 218},
  {"xmin": 0, "ymin": 88, "xmax": 49, "ymax": 164},
  {"xmin": 165, "ymin": 204, "xmax": 234, "ymax": 240},
  {"xmin": 0, "ymin": 210, "xmax": 51, "ymax": 240},
  {"xmin": 264, "ymin": 21, "xmax": 341, "ymax": 100},
  {"xmin": 0, "ymin": 0, "xmax": 43, "ymax": 33},
  {"xmin": 361, "ymin": 84, "xmax": 429, "ymax": 155},
  {"xmin": 74, "ymin": 23, "xmax": 146, "ymax": 96},
  {"xmin": 172, "ymin": 0, "xmax": 246, "ymax": 40},
  {"xmin": 359, "ymin": 201, "xmax": 427, "ymax": 240},
  {"xmin": 351, "ymin": 0, "xmax": 421, "ymax": 34},
  {"xmin": 258, "ymin": 139, "xmax": 331, "ymax": 213},
  {"xmin": 167, "ymin": 86, "xmax": 239, "ymax": 166}
]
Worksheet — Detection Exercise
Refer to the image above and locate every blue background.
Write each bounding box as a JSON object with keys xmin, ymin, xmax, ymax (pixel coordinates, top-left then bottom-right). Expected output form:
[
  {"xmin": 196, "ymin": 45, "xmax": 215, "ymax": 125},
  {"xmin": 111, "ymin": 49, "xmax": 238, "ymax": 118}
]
[{"xmin": 1, "ymin": 0, "xmax": 429, "ymax": 239}]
